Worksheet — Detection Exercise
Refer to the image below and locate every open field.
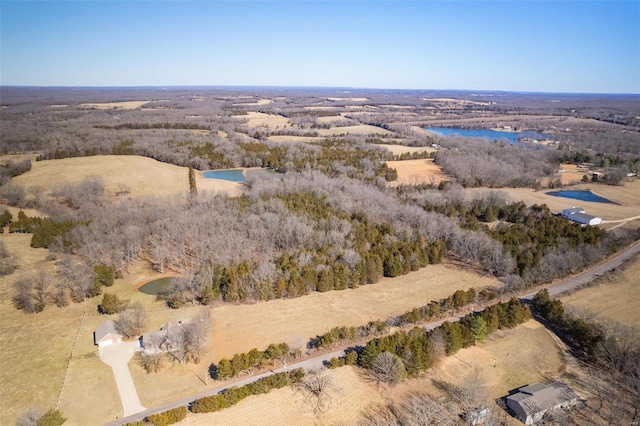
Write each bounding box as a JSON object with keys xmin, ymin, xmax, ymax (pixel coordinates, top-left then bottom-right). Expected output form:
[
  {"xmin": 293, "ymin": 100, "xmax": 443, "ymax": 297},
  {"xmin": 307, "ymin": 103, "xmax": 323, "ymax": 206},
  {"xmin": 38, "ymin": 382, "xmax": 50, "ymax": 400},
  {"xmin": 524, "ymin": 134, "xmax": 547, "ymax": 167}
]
[
  {"xmin": 267, "ymin": 135, "xmax": 325, "ymax": 143},
  {"xmin": 10, "ymin": 155, "xmax": 242, "ymax": 199},
  {"xmin": 233, "ymin": 111, "xmax": 290, "ymax": 129},
  {"xmin": 0, "ymin": 226, "xmax": 501, "ymax": 425},
  {"xmin": 210, "ymin": 263, "xmax": 499, "ymax": 361},
  {"xmin": 79, "ymin": 101, "xmax": 150, "ymax": 110},
  {"xmin": 315, "ymin": 124, "xmax": 394, "ymax": 136},
  {"xmin": 387, "ymin": 158, "xmax": 451, "ymax": 186},
  {"xmin": 174, "ymin": 320, "xmax": 564, "ymax": 426},
  {"xmin": 560, "ymin": 255, "xmax": 640, "ymax": 329},
  {"xmin": 557, "ymin": 163, "xmax": 591, "ymax": 185},
  {"xmin": 232, "ymin": 99, "xmax": 273, "ymax": 106},
  {"xmin": 470, "ymin": 180, "xmax": 640, "ymax": 224},
  {"xmin": 128, "ymin": 262, "xmax": 501, "ymax": 411},
  {"xmin": 327, "ymin": 97, "xmax": 369, "ymax": 102},
  {"xmin": 374, "ymin": 144, "xmax": 437, "ymax": 156}
]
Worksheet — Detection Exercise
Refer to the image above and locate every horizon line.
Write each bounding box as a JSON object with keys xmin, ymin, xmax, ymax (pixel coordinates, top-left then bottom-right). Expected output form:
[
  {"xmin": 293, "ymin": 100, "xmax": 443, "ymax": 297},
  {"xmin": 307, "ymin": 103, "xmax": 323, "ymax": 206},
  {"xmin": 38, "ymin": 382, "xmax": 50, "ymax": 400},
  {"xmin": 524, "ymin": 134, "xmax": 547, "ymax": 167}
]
[{"xmin": 1, "ymin": 84, "xmax": 639, "ymax": 97}]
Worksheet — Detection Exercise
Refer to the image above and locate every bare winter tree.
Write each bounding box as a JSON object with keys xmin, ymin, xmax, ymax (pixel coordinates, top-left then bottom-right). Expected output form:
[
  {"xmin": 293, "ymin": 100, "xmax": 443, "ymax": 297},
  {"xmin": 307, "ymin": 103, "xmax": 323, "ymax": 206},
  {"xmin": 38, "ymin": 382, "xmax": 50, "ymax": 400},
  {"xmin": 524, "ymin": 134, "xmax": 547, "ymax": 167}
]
[
  {"xmin": 115, "ymin": 302, "xmax": 147, "ymax": 339},
  {"xmin": 369, "ymin": 351, "xmax": 408, "ymax": 386},
  {"xmin": 295, "ymin": 369, "xmax": 341, "ymax": 415},
  {"xmin": 400, "ymin": 392, "xmax": 456, "ymax": 426}
]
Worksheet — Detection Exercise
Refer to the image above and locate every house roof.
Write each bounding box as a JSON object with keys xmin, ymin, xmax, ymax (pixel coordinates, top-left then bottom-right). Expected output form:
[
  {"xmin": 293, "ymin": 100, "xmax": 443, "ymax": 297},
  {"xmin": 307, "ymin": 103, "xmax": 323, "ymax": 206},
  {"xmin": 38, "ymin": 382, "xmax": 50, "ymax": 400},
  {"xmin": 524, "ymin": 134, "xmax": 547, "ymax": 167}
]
[
  {"xmin": 95, "ymin": 320, "xmax": 121, "ymax": 343},
  {"xmin": 141, "ymin": 322, "xmax": 198, "ymax": 349},
  {"xmin": 507, "ymin": 382, "xmax": 578, "ymax": 416}
]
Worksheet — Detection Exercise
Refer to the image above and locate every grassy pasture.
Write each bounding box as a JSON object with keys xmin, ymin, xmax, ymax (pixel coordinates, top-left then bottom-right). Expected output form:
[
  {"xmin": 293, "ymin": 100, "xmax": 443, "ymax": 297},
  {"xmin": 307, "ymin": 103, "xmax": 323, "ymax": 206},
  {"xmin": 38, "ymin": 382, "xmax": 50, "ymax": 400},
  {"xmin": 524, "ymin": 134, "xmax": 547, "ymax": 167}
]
[
  {"xmin": 10, "ymin": 155, "xmax": 243, "ymax": 199},
  {"xmin": 315, "ymin": 125, "xmax": 394, "ymax": 136},
  {"xmin": 560, "ymin": 255, "xmax": 640, "ymax": 329},
  {"xmin": 78, "ymin": 101, "xmax": 149, "ymax": 110},
  {"xmin": 174, "ymin": 320, "xmax": 564, "ymax": 426},
  {"xmin": 375, "ymin": 144, "xmax": 437, "ymax": 156},
  {"xmin": 387, "ymin": 158, "xmax": 451, "ymax": 186},
  {"xmin": 233, "ymin": 111, "xmax": 290, "ymax": 129},
  {"xmin": 471, "ymin": 179, "xmax": 640, "ymax": 224}
]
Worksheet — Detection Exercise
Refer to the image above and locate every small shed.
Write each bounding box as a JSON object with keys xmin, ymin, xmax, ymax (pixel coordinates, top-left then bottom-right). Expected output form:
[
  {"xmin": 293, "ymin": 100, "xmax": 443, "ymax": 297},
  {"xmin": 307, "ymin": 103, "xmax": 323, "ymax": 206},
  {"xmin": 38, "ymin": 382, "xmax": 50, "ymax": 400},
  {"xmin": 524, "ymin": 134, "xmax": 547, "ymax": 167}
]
[
  {"xmin": 506, "ymin": 382, "xmax": 578, "ymax": 424},
  {"xmin": 94, "ymin": 320, "xmax": 123, "ymax": 347}
]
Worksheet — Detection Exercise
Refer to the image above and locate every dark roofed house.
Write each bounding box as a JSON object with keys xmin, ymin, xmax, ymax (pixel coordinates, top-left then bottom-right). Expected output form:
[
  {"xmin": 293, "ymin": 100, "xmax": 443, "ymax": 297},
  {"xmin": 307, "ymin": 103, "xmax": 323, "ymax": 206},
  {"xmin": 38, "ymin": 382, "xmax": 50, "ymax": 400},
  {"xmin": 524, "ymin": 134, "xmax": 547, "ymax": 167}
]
[
  {"xmin": 139, "ymin": 321, "xmax": 198, "ymax": 355},
  {"xmin": 94, "ymin": 320, "xmax": 123, "ymax": 347},
  {"xmin": 506, "ymin": 382, "xmax": 579, "ymax": 424}
]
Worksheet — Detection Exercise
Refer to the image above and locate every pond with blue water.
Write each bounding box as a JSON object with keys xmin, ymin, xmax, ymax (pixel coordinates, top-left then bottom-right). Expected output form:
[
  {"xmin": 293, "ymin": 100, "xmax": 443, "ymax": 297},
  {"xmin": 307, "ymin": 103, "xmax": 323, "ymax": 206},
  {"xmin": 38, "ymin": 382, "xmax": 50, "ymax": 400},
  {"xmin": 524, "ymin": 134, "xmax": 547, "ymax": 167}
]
[
  {"xmin": 424, "ymin": 127, "xmax": 547, "ymax": 145},
  {"xmin": 203, "ymin": 169, "xmax": 246, "ymax": 182},
  {"xmin": 547, "ymin": 190, "xmax": 615, "ymax": 204}
]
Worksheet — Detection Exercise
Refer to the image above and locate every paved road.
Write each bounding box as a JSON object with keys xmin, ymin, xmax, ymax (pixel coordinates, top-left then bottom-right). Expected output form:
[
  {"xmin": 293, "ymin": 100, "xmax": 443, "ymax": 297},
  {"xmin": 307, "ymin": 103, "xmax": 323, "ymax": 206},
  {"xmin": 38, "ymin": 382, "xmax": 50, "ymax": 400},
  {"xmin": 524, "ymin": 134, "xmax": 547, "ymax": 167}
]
[
  {"xmin": 99, "ymin": 341, "xmax": 146, "ymax": 418},
  {"xmin": 521, "ymin": 241, "xmax": 640, "ymax": 299},
  {"xmin": 105, "ymin": 242, "xmax": 640, "ymax": 426}
]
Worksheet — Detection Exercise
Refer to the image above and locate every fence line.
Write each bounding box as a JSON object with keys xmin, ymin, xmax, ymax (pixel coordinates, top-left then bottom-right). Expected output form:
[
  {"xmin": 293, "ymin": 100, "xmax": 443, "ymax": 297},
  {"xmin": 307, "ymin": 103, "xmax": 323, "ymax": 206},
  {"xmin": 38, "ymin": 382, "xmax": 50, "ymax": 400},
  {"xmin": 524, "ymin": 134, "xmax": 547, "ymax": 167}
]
[{"xmin": 56, "ymin": 311, "xmax": 86, "ymax": 409}]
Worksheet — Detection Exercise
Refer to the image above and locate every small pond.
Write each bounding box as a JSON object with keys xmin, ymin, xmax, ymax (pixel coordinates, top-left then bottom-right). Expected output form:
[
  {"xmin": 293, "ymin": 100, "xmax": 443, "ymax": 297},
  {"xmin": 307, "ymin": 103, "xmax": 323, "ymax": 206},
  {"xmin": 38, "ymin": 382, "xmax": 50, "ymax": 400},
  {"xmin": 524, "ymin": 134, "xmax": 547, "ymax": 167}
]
[
  {"xmin": 547, "ymin": 190, "xmax": 615, "ymax": 204},
  {"xmin": 423, "ymin": 127, "xmax": 547, "ymax": 145},
  {"xmin": 203, "ymin": 169, "xmax": 246, "ymax": 182},
  {"xmin": 138, "ymin": 277, "xmax": 172, "ymax": 295}
]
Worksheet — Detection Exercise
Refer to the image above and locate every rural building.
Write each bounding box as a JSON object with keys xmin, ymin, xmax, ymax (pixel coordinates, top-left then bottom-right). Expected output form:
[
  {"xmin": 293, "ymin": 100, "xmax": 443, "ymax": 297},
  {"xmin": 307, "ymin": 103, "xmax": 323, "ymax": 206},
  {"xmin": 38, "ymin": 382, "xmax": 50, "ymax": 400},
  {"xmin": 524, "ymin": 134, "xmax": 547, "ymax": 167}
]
[
  {"xmin": 506, "ymin": 382, "xmax": 579, "ymax": 424},
  {"xmin": 561, "ymin": 207, "xmax": 602, "ymax": 226},
  {"xmin": 94, "ymin": 320, "xmax": 123, "ymax": 347},
  {"xmin": 139, "ymin": 321, "xmax": 197, "ymax": 354}
]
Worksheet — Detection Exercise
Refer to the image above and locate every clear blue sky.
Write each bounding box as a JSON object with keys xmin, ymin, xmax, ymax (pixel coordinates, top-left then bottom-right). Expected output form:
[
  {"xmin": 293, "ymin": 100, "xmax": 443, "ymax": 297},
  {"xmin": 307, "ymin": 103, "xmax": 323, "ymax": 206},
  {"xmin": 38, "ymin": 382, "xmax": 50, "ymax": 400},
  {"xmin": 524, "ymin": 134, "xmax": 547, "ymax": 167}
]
[{"xmin": 1, "ymin": 1, "xmax": 639, "ymax": 93}]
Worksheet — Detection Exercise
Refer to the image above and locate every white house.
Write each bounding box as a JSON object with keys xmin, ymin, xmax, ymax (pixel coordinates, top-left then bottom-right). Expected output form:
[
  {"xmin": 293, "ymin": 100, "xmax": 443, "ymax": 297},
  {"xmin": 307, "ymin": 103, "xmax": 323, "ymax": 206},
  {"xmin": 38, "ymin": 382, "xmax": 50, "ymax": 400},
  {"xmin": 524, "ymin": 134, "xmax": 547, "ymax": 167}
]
[
  {"xmin": 506, "ymin": 382, "xmax": 579, "ymax": 424},
  {"xmin": 561, "ymin": 207, "xmax": 602, "ymax": 226},
  {"xmin": 94, "ymin": 320, "xmax": 123, "ymax": 347}
]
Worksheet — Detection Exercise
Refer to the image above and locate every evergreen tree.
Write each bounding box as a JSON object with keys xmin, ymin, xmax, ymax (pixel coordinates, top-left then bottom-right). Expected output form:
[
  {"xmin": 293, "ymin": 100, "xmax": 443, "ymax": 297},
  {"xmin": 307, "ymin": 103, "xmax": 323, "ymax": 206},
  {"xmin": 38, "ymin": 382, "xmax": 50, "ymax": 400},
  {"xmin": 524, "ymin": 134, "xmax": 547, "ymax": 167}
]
[{"xmin": 188, "ymin": 166, "xmax": 197, "ymax": 195}]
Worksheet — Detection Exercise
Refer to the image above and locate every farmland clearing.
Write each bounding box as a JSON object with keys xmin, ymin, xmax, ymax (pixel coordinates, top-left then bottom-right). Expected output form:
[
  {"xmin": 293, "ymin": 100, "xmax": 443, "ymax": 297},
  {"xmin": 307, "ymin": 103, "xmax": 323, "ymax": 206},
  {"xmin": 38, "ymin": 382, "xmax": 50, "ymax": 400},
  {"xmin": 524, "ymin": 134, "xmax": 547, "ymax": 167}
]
[
  {"xmin": 79, "ymin": 101, "xmax": 150, "ymax": 110},
  {"xmin": 560, "ymin": 255, "xmax": 640, "ymax": 329},
  {"xmin": 387, "ymin": 158, "xmax": 451, "ymax": 186}
]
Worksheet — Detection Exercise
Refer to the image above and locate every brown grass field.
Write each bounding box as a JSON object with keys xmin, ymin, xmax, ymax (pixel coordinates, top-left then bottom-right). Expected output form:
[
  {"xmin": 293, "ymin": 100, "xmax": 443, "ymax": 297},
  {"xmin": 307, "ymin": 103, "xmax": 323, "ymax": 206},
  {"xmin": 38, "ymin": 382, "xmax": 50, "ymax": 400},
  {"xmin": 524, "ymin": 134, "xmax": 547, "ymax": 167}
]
[
  {"xmin": 387, "ymin": 158, "xmax": 451, "ymax": 187},
  {"xmin": 374, "ymin": 144, "xmax": 437, "ymax": 156},
  {"xmin": 470, "ymin": 179, "xmax": 640, "ymax": 225},
  {"xmin": 233, "ymin": 111, "xmax": 290, "ymax": 129},
  {"xmin": 560, "ymin": 255, "xmax": 640, "ymax": 329},
  {"xmin": 315, "ymin": 125, "xmax": 394, "ymax": 136},
  {"xmin": 78, "ymin": 101, "xmax": 150, "ymax": 110},
  {"xmin": 267, "ymin": 135, "xmax": 325, "ymax": 143},
  {"xmin": 174, "ymin": 319, "xmax": 564, "ymax": 426},
  {"xmin": 0, "ymin": 217, "xmax": 502, "ymax": 425},
  {"xmin": 10, "ymin": 155, "xmax": 242, "ymax": 199}
]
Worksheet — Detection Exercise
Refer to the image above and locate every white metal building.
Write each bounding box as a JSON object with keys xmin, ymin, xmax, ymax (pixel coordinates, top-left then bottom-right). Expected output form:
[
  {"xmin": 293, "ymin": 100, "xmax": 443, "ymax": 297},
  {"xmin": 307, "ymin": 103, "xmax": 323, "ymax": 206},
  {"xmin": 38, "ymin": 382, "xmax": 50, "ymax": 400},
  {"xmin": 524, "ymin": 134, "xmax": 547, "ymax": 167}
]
[{"xmin": 561, "ymin": 207, "xmax": 602, "ymax": 226}]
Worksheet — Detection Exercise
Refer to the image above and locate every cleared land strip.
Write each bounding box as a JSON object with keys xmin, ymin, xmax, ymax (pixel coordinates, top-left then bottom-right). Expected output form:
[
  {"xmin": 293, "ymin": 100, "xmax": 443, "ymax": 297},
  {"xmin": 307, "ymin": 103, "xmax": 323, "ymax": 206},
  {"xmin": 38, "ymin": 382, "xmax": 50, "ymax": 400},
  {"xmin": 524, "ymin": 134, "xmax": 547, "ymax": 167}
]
[{"xmin": 105, "ymin": 241, "xmax": 640, "ymax": 426}]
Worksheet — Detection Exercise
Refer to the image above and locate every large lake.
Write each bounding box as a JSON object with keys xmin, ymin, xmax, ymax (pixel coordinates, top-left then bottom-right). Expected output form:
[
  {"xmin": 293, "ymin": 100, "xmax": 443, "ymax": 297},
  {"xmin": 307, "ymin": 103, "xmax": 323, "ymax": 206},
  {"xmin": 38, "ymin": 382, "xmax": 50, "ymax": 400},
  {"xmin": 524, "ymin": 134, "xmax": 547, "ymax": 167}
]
[
  {"xmin": 203, "ymin": 170, "xmax": 246, "ymax": 182},
  {"xmin": 424, "ymin": 127, "xmax": 547, "ymax": 144}
]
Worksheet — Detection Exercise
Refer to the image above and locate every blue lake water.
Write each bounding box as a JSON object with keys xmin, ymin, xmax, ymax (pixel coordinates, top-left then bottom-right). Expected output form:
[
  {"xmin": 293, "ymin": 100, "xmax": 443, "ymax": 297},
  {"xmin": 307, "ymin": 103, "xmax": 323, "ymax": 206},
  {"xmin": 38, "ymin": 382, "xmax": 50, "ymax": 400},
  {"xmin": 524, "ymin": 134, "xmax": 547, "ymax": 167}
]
[
  {"xmin": 424, "ymin": 127, "xmax": 546, "ymax": 145},
  {"xmin": 138, "ymin": 277, "xmax": 172, "ymax": 295},
  {"xmin": 203, "ymin": 170, "xmax": 246, "ymax": 182},
  {"xmin": 547, "ymin": 190, "xmax": 615, "ymax": 204}
]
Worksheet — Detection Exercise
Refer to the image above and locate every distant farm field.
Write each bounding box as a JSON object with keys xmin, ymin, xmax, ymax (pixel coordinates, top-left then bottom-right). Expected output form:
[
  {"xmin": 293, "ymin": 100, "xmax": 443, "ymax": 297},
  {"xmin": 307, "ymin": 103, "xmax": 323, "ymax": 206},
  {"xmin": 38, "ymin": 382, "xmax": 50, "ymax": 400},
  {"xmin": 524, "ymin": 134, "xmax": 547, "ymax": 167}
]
[
  {"xmin": 10, "ymin": 155, "xmax": 242, "ymax": 199},
  {"xmin": 234, "ymin": 111, "xmax": 290, "ymax": 128},
  {"xmin": 374, "ymin": 144, "xmax": 437, "ymax": 156},
  {"xmin": 560, "ymin": 255, "xmax": 640, "ymax": 329},
  {"xmin": 315, "ymin": 125, "xmax": 394, "ymax": 136},
  {"xmin": 387, "ymin": 158, "xmax": 451, "ymax": 186},
  {"xmin": 79, "ymin": 101, "xmax": 149, "ymax": 110}
]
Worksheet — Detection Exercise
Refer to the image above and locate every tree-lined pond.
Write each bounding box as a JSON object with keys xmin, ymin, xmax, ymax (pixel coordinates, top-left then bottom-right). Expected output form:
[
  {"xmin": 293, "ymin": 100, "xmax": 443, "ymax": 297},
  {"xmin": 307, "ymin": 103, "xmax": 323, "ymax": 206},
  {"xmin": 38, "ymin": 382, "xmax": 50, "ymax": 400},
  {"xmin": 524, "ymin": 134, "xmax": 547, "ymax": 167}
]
[
  {"xmin": 203, "ymin": 170, "xmax": 246, "ymax": 182},
  {"xmin": 138, "ymin": 277, "xmax": 172, "ymax": 295}
]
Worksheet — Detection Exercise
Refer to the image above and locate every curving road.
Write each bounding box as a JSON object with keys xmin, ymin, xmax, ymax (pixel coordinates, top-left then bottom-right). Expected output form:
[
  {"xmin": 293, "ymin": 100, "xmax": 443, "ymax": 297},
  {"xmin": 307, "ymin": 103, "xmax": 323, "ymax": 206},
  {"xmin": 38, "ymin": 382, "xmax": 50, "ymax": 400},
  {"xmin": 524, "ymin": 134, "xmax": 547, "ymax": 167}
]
[{"xmin": 104, "ymin": 241, "xmax": 640, "ymax": 426}]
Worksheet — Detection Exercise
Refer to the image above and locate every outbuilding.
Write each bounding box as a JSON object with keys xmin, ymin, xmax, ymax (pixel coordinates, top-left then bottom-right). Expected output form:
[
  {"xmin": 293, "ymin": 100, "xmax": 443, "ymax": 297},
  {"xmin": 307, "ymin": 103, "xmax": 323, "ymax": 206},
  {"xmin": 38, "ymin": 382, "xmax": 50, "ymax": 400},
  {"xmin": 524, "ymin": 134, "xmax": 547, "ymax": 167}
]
[
  {"xmin": 506, "ymin": 382, "xmax": 579, "ymax": 424},
  {"xmin": 561, "ymin": 207, "xmax": 602, "ymax": 226},
  {"xmin": 94, "ymin": 320, "xmax": 123, "ymax": 347}
]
